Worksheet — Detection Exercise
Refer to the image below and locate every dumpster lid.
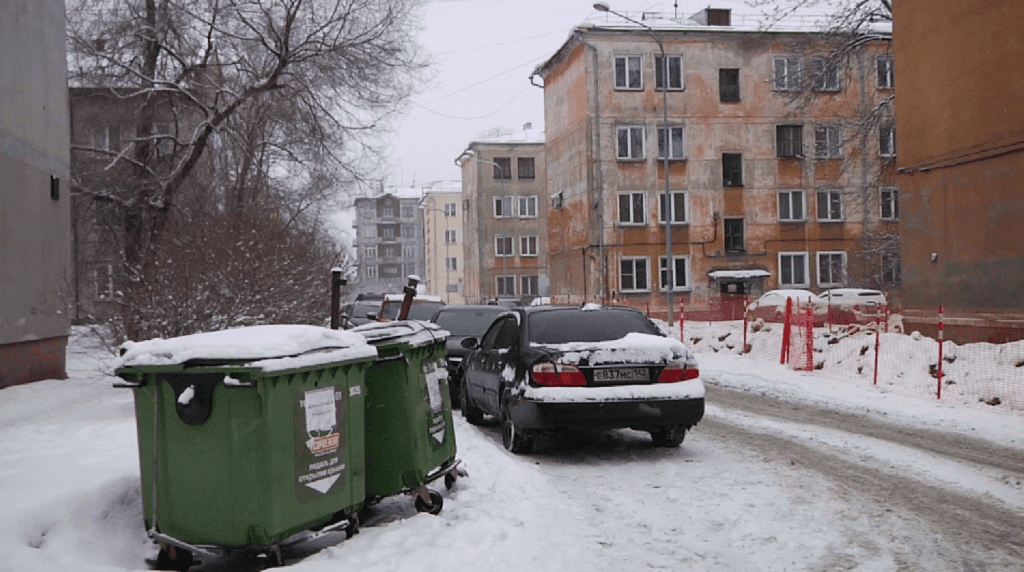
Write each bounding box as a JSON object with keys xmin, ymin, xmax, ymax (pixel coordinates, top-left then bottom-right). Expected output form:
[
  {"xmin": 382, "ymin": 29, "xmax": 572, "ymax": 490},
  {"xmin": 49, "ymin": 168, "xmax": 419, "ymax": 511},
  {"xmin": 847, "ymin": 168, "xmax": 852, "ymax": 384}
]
[
  {"xmin": 351, "ymin": 320, "xmax": 449, "ymax": 349},
  {"xmin": 117, "ymin": 325, "xmax": 377, "ymax": 370}
]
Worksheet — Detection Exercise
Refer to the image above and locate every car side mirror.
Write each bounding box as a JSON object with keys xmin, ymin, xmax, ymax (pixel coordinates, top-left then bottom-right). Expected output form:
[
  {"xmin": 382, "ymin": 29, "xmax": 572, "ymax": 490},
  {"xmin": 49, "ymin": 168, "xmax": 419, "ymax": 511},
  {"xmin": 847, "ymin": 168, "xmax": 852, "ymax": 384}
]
[{"xmin": 461, "ymin": 337, "xmax": 479, "ymax": 350}]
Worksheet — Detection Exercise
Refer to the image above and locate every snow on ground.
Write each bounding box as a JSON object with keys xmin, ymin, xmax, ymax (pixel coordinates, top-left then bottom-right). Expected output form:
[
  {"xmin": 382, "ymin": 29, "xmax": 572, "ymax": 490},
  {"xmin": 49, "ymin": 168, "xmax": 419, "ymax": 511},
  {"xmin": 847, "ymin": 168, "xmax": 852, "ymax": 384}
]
[{"xmin": 0, "ymin": 326, "xmax": 1021, "ymax": 571}]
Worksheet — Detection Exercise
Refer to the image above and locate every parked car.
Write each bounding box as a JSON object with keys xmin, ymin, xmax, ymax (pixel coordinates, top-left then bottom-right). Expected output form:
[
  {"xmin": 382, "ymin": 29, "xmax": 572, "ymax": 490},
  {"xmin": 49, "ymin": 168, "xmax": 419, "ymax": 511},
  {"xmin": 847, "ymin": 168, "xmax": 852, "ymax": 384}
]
[
  {"xmin": 747, "ymin": 289, "xmax": 828, "ymax": 326},
  {"xmin": 488, "ymin": 297, "xmax": 523, "ymax": 308},
  {"xmin": 429, "ymin": 305, "xmax": 509, "ymax": 405},
  {"xmin": 376, "ymin": 294, "xmax": 445, "ymax": 322},
  {"xmin": 819, "ymin": 288, "xmax": 888, "ymax": 325},
  {"xmin": 340, "ymin": 295, "xmax": 385, "ymax": 328},
  {"xmin": 460, "ymin": 304, "xmax": 705, "ymax": 453}
]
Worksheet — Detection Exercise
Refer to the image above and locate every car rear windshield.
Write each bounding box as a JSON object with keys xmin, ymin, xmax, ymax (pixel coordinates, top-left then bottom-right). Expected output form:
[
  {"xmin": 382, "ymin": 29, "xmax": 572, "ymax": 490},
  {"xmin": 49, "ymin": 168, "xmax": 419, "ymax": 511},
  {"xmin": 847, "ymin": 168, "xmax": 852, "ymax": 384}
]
[
  {"xmin": 379, "ymin": 300, "xmax": 445, "ymax": 321},
  {"xmin": 433, "ymin": 309, "xmax": 505, "ymax": 336},
  {"xmin": 527, "ymin": 309, "xmax": 661, "ymax": 344}
]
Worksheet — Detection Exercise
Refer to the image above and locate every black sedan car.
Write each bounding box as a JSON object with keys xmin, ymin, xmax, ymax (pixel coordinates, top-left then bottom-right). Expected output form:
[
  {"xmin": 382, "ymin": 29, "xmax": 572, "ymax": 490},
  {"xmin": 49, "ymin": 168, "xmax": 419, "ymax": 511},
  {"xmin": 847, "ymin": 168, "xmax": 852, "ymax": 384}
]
[
  {"xmin": 460, "ymin": 304, "xmax": 705, "ymax": 453},
  {"xmin": 430, "ymin": 304, "xmax": 509, "ymax": 404}
]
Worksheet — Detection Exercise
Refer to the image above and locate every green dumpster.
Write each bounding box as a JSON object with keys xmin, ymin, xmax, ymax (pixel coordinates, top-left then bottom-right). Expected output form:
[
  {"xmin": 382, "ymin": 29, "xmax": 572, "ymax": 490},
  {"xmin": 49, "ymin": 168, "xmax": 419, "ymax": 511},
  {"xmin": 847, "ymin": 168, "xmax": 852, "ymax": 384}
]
[
  {"xmin": 115, "ymin": 325, "xmax": 377, "ymax": 569},
  {"xmin": 351, "ymin": 320, "xmax": 461, "ymax": 513}
]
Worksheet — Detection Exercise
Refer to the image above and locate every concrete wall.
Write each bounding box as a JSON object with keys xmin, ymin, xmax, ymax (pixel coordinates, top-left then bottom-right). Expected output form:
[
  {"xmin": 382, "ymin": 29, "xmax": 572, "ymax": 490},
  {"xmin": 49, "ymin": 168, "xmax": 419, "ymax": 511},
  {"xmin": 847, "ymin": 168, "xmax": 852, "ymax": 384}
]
[
  {"xmin": 0, "ymin": 0, "xmax": 71, "ymax": 387},
  {"xmin": 894, "ymin": 1, "xmax": 1024, "ymax": 311}
]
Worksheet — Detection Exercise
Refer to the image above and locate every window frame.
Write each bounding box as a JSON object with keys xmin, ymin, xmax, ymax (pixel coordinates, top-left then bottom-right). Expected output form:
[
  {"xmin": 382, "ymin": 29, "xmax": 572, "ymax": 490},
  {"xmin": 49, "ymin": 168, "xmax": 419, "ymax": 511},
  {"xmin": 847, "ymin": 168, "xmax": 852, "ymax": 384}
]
[
  {"xmin": 815, "ymin": 125, "xmax": 842, "ymax": 159},
  {"xmin": 517, "ymin": 157, "xmax": 536, "ymax": 179},
  {"xmin": 364, "ymin": 265, "xmax": 378, "ymax": 279},
  {"xmin": 657, "ymin": 126, "xmax": 686, "ymax": 160},
  {"xmin": 617, "ymin": 191, "xmax": 647, "ymax": 225},
  {"xmin": 493, "ymin": 195, "xmax": 513, "ymax": 218},
  {"xmin": 778, "ymin": 251, "xmax": 809, "ymax": 288},
  {"xmin": 817, "ymin": 251, "xmax": 847, "ymax": 288},
  {"xmin": 521, "ymin": 275, "xmax": 540, "ymax": 297},
  {"xmin": 774, "ymin": 55, "xmax": 801, "ymax": 92},
  {"xmin": 880, "ymin": 187, "xmax": 899, "ymax": 220},
  {"xmin": 654, "ymin": 54, "xmax": 684, "ymax": 90},
  {"xmin": 719, "ymin": 68, "xmax": 740, "ymax": 102},
  {"xmin": 364, "ymin": 246, "xmax": 377, "ymax": 259},
  {"xmin": 778, "ymin": 190, "xmax": 806, "ymax": 222},
  {"xmin": 812, "ymin": 56, "xmax": 841, "ymax": 92},
  {"xmin": 658, "ymin": 255, "xmax": 690, "ymax": 292},
  {"xmin": 445, "ymin": 257, "xmax": 458, "ymax": 272},
  {"xmin": 616, "ymin": 125, "xmax": 646, "ymax": 160},
  {"xmin": 518, "ymin": 195, "xmax": 538, "ymax": 218},
  {"xmin": 816, "ymin": 189, "xmax": 844, "ymax": 222},
  {"xmin": 443, "ymin": 202, "xmax": 458, "ymax": 217},
  {"xmin": 494, "ymin": 235, "xmax": 514, "ymax": 258},
  {"xmin": 879, "ymin": 124, "xmax": 896, "ymax": 158},
  {"xmin": 722, "ymin": 153, "xmax": 743, "ymax": 187},
  {"xmin": 495, "ymin": 276, "xmax": 516, "ymax": 297},
  {"xmin": 877, "ymin": 55, "xmax": 894, "ymax": 89},
  {"xmin": 520, "ymin": 235, "xmax": 538, "ymax": 257},
  {"xmin": 724, "ymin": 217, "xmax": 745, "ymax": 253},
  {"xmin": 776, "ymin": 125, "xmax": 803, "ymax": 158},
  {"xmin": 619, "ymin": 256, "xmax": 650, "ymax": 293},
  {"xmin": 444, "ymin": 229, "xmax": 458, "ymax": 244},
  {"xmin": 657, "ymin": 191, "xmax": 688, "ymax": 225},
  {"xmin": 493, "ymin": 157, "xmax": 512, "ymax": 179},
  {"xmin": 614, "ymin": 54, "xmax": 643, "ymax": 90}
]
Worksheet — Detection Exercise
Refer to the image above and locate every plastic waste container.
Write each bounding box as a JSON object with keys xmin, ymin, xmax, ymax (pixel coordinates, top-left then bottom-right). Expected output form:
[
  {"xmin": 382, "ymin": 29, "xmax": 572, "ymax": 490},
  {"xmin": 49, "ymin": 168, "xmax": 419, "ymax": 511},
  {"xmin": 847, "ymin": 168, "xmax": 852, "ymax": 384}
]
[
  {"xmin": 351, "ymin": 320, "xmax": 461, "ymax": 514},
  {"xmin": 115, "ymin": 325, "xmax": 377, "ymax": 569}
]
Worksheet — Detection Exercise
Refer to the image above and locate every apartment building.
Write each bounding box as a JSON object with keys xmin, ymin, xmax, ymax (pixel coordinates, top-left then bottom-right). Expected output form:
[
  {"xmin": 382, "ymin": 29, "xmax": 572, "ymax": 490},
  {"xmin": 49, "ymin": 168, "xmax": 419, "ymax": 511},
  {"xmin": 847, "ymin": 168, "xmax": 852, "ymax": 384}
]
[
  {"xmin": 352, "ymin": 188, "xmax": 426, "ymax": 295},
  {"xmin": 456, "ymin": 129, "xmax": 549, "ymax": 304},
  {"xmin": 0, "ymin": 0, "xmax": 71, "ymax": 387},
  {"xmin": 420, "ymin": 183, "xmax": 467, "ymax": 304},
  {"xmin": 532, "ymin": 7, "xmax": 897, "ymax": 316}
]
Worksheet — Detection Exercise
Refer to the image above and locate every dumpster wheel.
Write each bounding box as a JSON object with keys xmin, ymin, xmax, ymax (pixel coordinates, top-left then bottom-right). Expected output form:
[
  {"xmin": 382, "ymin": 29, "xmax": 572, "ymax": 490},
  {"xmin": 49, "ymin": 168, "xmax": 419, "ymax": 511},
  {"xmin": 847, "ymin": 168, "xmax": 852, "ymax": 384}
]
[{"xmin": 413, "ymin": 489, "xmax": 443, "ymax": 515}]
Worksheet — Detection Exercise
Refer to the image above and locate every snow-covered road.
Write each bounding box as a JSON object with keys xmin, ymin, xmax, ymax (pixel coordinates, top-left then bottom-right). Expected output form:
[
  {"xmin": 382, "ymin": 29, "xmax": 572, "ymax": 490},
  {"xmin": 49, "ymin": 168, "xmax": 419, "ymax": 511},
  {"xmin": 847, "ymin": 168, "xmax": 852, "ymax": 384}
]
[{"xmin": 2, "ymin": 330, "xmax": 1023, "ymax": 571}]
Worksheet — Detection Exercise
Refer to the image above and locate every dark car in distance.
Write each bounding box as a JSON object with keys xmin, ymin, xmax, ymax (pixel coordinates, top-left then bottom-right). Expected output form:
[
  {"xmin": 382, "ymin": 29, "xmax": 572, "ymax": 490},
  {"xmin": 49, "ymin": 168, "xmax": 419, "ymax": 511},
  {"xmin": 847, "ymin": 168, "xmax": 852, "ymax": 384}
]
[
  {"xmin": 460, "ymin": 304, "xmax": 705, "ymax": 453},
  {"xmin": 430, "ymin": 305, "xmax": 509, "ymax": 405}
]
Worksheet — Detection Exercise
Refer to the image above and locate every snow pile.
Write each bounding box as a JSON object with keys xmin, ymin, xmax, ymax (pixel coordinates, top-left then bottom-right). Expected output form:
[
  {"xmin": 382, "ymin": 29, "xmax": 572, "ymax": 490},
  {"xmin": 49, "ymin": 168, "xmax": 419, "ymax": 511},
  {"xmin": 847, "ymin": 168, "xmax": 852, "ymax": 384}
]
[
  {"xmin": 117, "ymin": 325, "xmax": 376, "ymax": 369},
  {"xmin": 349, "ymin": 320, "xmax": 449, "ymax": 350},
  {"xmin": 524, "ymin": 379, "xmax": 705, "ymax": 402}
]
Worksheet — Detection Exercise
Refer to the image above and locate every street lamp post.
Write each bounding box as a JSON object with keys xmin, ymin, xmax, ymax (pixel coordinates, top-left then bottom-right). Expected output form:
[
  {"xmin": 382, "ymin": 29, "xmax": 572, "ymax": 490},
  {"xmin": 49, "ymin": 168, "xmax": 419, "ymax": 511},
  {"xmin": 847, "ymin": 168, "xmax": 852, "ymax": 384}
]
[
  {"xmin": 419, "ymin": 203, "xmax": 453, "ymax": 303},
  {"xmin": 594, "ymin": 2, "xmax": 674, "ymax": 326}
]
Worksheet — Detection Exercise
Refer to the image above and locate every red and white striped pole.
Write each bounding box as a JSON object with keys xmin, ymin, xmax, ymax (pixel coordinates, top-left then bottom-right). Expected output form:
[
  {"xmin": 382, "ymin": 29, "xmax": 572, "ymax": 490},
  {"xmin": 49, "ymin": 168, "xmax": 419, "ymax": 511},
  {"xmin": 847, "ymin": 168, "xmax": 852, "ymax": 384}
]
[
  {"xmin": 805, "ymin": 305, "xmax": 814, "ymax": 371},
  {"xmin": 873, "ymin": 315, "xmax": 881, "ymax": 385},
  {"xmin": 937, "ymin": 305, "xmax": 944, "ymax": 399},
  {"xmin": 742, "ymin": 295, "xmax": 750, "ymax": 354},
  {"xmin": 679, "ymin": 299, "xmax": 685, "ymax": 343}
]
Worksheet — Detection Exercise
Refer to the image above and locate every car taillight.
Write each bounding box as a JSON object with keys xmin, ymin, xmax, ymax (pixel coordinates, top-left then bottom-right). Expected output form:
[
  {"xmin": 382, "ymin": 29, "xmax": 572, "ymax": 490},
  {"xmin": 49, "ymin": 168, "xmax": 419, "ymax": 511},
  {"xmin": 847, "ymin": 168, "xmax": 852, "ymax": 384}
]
[
  {"xmin": 531, "ymin": 363, "xmax": 587, "ymax": 386},
  {"xmin": 658, "ymin": 363, "xmax": 700, "ymax": 383}
]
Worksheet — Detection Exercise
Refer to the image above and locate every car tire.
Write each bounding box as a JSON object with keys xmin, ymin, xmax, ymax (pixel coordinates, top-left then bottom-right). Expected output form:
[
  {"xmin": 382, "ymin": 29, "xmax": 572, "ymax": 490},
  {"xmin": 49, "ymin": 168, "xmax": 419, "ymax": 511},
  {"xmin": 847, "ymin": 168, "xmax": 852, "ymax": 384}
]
[
  {"xmin": 650, "ymin": 424, "xmax": 687, "ymax": 448},
  {"xmin": 500, "ymin": 388, "xmax": 534, "ymax": 454},
  {"xmin": 461, "ymin": 377, "xmax": 484, "ymax": 425}
]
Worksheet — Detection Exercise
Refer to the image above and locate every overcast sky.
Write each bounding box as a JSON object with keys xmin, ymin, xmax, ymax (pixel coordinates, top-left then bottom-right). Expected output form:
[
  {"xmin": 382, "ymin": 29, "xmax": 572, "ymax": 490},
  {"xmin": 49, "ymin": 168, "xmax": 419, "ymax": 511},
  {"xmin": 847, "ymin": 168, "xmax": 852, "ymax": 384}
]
[{"xmin": 382, "ymin": 0, "xmax": 747, "ymax": 189}]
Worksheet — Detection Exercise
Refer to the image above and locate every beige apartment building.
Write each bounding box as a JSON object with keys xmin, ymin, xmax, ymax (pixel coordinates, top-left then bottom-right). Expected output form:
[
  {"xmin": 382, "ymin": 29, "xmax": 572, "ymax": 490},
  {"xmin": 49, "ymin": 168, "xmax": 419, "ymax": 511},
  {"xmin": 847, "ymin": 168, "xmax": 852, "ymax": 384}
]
[
  {"xmin": 532, "ymin": 7, "xmax": 897, "ymax": 317},
  {"xmin": 420, "ymin": 183, "xmax": 467, "ymax": 304},
  {"xmin": 456, "ymin": 129, "xmax": 550, "ymax": 304}
]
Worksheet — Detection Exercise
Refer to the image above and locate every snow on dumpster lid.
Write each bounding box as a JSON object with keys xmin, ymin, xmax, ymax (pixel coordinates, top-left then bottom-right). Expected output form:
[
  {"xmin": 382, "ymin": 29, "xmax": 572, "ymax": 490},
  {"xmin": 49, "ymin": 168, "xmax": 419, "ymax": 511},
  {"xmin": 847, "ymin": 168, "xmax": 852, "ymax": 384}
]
[
  {"xmin": 351, "ymin": 320, "xmax": 449, "ymax": 349},
  {"xmin": 708, "ymin": 269, "xmax": 771, "ymax": 279},
  {"xmin": 117, "ymin": 325, "xmax": 377, "ymax": 368}
]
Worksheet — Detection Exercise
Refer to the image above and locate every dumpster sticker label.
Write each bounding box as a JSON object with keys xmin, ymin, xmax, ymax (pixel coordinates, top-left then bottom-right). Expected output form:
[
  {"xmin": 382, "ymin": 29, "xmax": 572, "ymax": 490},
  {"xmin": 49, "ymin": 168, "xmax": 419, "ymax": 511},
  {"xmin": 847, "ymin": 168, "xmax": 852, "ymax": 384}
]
[
  {"xmin": 295, "ymin": 385, "xmax": 347, "ymax": 503},
  {"xmin": 422, "ymin": 361, "xmax": 448, "ymax": 444}
]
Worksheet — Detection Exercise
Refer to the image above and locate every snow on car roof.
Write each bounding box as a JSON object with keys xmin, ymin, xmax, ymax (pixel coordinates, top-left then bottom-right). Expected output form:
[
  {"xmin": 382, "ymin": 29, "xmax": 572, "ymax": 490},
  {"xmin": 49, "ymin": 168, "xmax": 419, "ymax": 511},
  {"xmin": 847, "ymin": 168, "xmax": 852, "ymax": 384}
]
[
  {"xmin": 118, "ymin": 325, "xmax": 377, "ymax": 369},
  {"xmin": 535, "ymin": 332, "xmax": 694, "ymax": 366}
]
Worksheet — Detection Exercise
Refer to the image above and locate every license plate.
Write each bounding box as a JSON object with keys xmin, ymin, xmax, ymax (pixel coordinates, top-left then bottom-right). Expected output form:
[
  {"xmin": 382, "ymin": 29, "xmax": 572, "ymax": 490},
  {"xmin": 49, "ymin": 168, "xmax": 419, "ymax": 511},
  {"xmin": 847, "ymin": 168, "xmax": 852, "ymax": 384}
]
[{"xmin": 593, "ymin": 367, "xmax": 648, "ymax": 382}]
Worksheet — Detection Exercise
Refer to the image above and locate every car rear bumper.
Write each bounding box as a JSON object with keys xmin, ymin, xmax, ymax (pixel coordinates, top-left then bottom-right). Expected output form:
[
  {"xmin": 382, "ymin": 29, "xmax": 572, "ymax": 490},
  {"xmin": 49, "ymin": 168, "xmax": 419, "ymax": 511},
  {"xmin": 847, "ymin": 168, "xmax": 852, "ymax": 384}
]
[{"xmin": 511, "ymin": 395, "xmax": 705, "ymax": 431}]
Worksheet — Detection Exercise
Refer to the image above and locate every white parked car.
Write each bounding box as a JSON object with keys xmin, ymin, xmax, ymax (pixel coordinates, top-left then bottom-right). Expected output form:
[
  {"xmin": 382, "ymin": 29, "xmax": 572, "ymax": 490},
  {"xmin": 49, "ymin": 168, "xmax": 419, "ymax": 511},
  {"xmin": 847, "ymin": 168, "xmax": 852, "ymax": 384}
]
[
  {"xmin": 747, "ymin": 289, "xmax": 828, "ymax": 325},
  {"xmin": 818, "ymin": 288, "xmax": 887, "ymax": 307}
]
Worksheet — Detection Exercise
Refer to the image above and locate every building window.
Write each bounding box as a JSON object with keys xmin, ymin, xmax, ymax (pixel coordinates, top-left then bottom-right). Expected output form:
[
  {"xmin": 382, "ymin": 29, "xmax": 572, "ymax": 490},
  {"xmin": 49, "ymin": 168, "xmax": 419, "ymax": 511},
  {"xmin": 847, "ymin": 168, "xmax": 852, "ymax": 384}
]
[
  {"xmin": 401, "ymin": 205, "xmax": 414, "ymax": 218},
  {"xmin": 774, "ymin": 56, "xmax": 801, "ymax": 91},
  {"xmin": 444, "ymin": 229, "xmax": 458, "ymax": 244},
  {"xmin": 401, "ymin": 225, "xmax": 413, "ymax": 238},
  {"xmin": 659, "ymin": 255, "xmax": 689, "ymax": 292},
  {"xmin": 518, "ymin": 157, "xmax": 535, "ymax": 179},
  {"xmin": 877, "ymin": 55, "xmax": 894, "ymax": 89},
  {"xmin": 364, "ymin": 265, "xmax": 378, "ymax": 279},
  {"xmin": 496, "ymin": 276, "xmax": 515, "ymax": 296},
  {"xmin": 776, "ymin": 125, "xmax": 803, "ymax": 158},
  {"xmin": 95, "ymin": 264, "xmax": 115, "ymax": 300},
  {"xmin": 812, "ymin": 56, "xmax": 841, "ymax": 92},
  {"xmin": 881, "ymin": 252, "xmax": 901, "ymax": 285},
  {"xmin": 657, "ymin": 126, "xmax": 686, "ymax": 160},
  {"xmin": 445, "ymin": 257, "xmax": 458, "ymax": 272},
  {"xmin": 779, "ymin": 190, "xmax": 805, "ymax": 222},
  {"xmin": 879, "ymin": 124, "xmax": 896, "ymax": 157},
  {"xmin": 521, "ymin": 275, "xmax": 539, "ymax": 296},
  {"xmin": 495, "ymin": 236, "xmax": 513, "ymax": 257},
  {"xmin": 551, "ymin": 191, "xmax": 563, "ymax": 209},
  {"xmin": 724, "ymin": 218, "xmax": 744, "ymax": 253},
  {"xmin": 363, "ymin": 225, "xmax": 376, "ymax": 238},
  {"xmin": 520, "ymin": 236, "xmax": 538, "ymax": 257},
  {"xmin": 620, "ymin": 257, "xmax": 649, "ymax": 292},
  {"xmin": 614, "ymin": 55, "xmax": 643, "ymax": 89},
  {"xmin": 403, "ymin": 245, "xmax": 415, "ymax": 258},
  {"xmin": 618, "ymin": 191, "xmax": 646, "ymax": 225},
  {"xmin": 779, "ymin": 252, "xmax": 808, "ymax": 288},
  {"xmin": 818, "ymin": 252, "xmax": 846, "ymax": 287},
  {"xmin": 722, "ymin": 153, "xmax": 743, "ymax": 187},
  {"xmin": 381, "ymin": 226, "xmax": 396, "ymax": 239},
  {"xmin": 382, "ymin": 245, "xmax": 398, "ymax": 260},
  {"xmin": 817, "ymin": 190, "xmax": 843, "ymax": 221},
  {"xmin": 382, "ymin": 207, "xmax": 395, "ymax": 218},
  {"xmin": 617, "ymin": 125, "xmax": 645, "ymax": 160},
  {"xmin": 658, "ymin": 191, "xmax": 687, "ymax": 224},
  {"xmin": 519, "ymin": 195, "xmax": 538, "ymax": 218},
  {"xmin": 815, "ymin": 125, "xmax": 842, "ymax": 158},
  {"xmin": 493, "ymin": 157, "xmax": 512, "ymax": 179},
  {"xmin": 443, "ymin": 202, "xmax": 458, "ymax": 217},
  {"xmin": 654, "ymin": 55, "xmax": 683, "ymax": 90},
  {"xmin": 91, "ymin": 125, "xmax": 120, "ymax": 151},
  {"xmin": 719, "ymin": 68, "xmax": 740, "ymax": 102},
  {"xmin": 364, "ymin": 246, "xmax": 377, "ymax": 259},
  {"xmin": 880, "ymin": 188, "xmax": 899, "ymax": 220},
  {"xmin": 494, "ymin": 195, "xmax": 513, "ymax": 218}
]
